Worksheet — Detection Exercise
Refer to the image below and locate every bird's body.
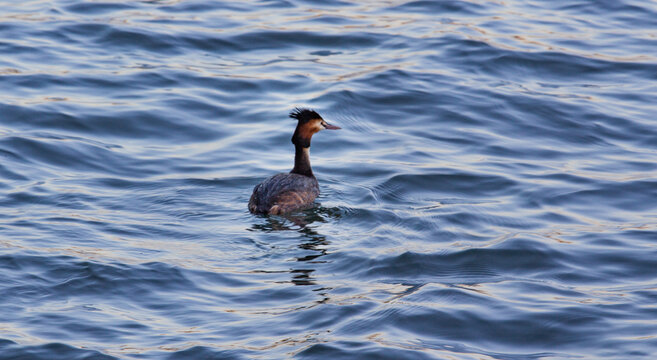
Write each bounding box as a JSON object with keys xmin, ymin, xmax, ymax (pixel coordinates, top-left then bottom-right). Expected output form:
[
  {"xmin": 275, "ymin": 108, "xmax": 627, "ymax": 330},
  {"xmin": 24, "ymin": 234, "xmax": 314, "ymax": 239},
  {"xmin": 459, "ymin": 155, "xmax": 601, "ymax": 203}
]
[
  {"xmin": 248, "ymin": 108, "xmax": 340, "ymax": 215},
  {"xmin": 248, "ymin": 172, "xmax": 319, "ymax": 215}
]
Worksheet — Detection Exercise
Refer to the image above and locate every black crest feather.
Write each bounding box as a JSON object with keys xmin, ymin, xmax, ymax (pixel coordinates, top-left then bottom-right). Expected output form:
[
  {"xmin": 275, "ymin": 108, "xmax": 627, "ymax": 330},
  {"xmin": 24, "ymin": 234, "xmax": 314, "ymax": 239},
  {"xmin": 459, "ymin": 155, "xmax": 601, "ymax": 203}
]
[{"xmin": 289, "ymin": 108, "xmax": 321, "ymax": 122}]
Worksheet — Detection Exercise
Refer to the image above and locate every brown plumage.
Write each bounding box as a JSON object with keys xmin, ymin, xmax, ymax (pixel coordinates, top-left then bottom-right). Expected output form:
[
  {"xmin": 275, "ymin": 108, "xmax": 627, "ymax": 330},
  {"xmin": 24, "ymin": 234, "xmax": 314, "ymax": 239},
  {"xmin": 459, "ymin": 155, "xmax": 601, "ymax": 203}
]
[{"xmin": 248, "ymin": 108, "xmax": 340, "ymax": 215}]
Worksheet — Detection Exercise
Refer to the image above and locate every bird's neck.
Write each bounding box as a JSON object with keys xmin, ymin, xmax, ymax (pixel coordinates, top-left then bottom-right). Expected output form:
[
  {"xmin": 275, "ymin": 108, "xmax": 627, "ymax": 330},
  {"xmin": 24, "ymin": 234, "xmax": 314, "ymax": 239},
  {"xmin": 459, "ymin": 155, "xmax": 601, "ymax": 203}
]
[{"xmin": 291, "ymin": 145, "xmax": 314, "ymax": 177}]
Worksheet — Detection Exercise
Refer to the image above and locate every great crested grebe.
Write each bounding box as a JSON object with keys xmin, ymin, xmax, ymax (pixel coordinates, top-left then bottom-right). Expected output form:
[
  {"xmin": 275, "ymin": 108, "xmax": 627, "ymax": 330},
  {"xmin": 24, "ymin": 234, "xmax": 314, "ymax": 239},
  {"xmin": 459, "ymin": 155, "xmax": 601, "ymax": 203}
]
[{"xmin": 248, "ymin": 108, "xmax": 340, "ymax": 215}]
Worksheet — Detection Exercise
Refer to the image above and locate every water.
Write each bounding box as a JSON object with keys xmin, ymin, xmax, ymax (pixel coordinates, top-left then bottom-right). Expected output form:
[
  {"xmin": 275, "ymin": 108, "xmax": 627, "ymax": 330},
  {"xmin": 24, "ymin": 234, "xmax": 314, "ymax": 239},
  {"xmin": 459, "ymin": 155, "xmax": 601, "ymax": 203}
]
[{"xmin": 1, "ymin": 0, "xmax": 656, "ymax": 358}]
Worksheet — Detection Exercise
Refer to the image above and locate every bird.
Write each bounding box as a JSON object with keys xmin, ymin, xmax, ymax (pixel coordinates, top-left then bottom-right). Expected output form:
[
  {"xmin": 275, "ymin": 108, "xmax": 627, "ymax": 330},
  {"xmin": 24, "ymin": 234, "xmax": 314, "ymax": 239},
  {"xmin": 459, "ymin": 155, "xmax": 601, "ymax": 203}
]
[{"xmin": 249, "ymin": 108, "xmax": 341, "ymax": 215}]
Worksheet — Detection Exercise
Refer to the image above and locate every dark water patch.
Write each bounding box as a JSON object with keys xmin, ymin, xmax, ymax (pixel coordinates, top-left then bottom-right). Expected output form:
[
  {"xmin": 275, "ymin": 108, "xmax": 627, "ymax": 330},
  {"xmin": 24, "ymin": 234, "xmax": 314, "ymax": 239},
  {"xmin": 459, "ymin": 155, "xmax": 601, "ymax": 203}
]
[
  {"xmin": 231, "ymin": 30, "xmax": 385, "ymax": 51},
  {"xmin": 0, "ymin": 41, "xmax": 59, "ymax": 64},
  {"xmin": 161, "ymin": 73, "xmax": 266, "ymax": 94},
  {"xmin": 295, "ymin": 0, "xmax": 356, "ymax": 7},
  {"xmin": 546, "ymin": 180, "xmax": 657, "ymax": 212},
  {"xmin": 378, "ymin": 172, "xmax": 517, "ymax": 199},
  {"xmin": 1, "ymin": 105, "xmax": 222, "ymax": 143},
  {"xmin": 389, "ymin": 0, "xmax": 489, "ymax": 15},
  {"xmin": 98, "ymin": 28, "xmax": 182, "ymax": 54},
  {"xmin": 298, "ymin": 342, "xmax": 438, "ymax": 360},
  {"xmin": 177, "ymin": 34, "xmax": 238, "ymax": 53},
  {"xmin": 0, "ymin": 340, "xmax": 117, "ymax": 360},
  {"xmin": 158, "ymin": 1, "xmax": 252, "ymax": 14},
  {"xmin": 580, "ymin": 112, "xmax": 656, "ymax": 145},
  {"xmin": 1, "ymin": 189, "xmax": 95, "ymax": 211},
  {"xmin": 162, "ymin": 346, "xmax": 249, "ymax": 360},
  {"xmin": 63, "ymin": 2, "xmax": 138, "ymax": 15},
  {"xmin": 439, "ymin": 210, "xmax": 541, "ymax": 232},
  {"xmin": 57, "ymin": 22, "xmax": 112, "ymax": 40},
  {"xmin": 345, "ymin": 305, "xmax": 604, "ymax": 350},
  {"xmin": 0, "ymin": 255, "xmax": 200, "ymax": 301},
  {"xmin": 440, "ymin": 38, "xmax": 657, "ymax": 81},
  {"xmin": 305, "ymin": 15, "xmax": 359, "ymax": 26},
  {"xmin": 0, "ymin": 160, "xmax": 30, "ymax": 181},
  {"xmin": 0, "ymin": 72, "xmax": 167, "ymax": 93},
  {"xmin": 555, "ymin": 0, "xmax": 657, "ymax": 25},
  {"xmin": 344, "ymin": 241, "xmax": 567, "ymax": 281},
  {"xmin": 532, "ymin": 211, "xmax": 582, "ymax": 225},
  {"xmin": 0, "ymin": 135, "xmax": 162, "ymax": 176}
]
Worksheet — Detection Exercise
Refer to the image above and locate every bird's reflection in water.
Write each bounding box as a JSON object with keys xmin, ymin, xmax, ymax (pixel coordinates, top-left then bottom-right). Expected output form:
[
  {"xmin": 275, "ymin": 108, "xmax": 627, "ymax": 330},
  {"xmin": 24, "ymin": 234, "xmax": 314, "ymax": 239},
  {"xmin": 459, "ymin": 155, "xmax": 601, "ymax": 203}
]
[{"xmin": 248, "ymin": 205, "xmax": 342, "ymax": 286}]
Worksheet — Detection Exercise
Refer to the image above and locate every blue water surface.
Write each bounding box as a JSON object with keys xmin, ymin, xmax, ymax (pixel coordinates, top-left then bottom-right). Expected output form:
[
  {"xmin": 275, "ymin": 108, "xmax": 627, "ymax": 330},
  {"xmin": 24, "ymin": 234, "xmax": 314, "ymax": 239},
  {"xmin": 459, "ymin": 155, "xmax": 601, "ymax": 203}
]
[{"xmin": 1, "ymin": 0, "xmax": 657, "ymax": 359}]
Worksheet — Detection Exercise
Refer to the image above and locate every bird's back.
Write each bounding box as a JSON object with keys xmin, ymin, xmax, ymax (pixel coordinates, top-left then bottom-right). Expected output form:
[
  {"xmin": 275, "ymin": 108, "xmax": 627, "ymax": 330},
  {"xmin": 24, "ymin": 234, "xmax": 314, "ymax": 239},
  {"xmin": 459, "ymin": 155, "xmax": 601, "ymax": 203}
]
[{"xmin": 248, "ymin": 173, "xmax": 319, "ymax": 214}]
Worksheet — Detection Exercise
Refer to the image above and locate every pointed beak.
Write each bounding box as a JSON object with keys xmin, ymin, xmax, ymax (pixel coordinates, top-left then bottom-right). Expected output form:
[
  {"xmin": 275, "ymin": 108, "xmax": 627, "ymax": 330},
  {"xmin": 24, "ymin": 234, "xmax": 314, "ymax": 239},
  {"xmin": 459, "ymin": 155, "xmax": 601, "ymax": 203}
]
[{"xmin": 324, "ymin": 122, "xmax": 341, "ymax": 130}]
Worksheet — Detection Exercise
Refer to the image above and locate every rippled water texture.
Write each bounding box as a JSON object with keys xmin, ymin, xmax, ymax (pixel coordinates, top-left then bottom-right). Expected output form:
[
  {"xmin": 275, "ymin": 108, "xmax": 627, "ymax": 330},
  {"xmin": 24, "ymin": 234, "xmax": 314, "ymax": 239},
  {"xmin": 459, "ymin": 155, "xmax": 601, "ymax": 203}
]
[{"xmin": 1, "ymin": 0, "xmax": 657, "ymax": 359}]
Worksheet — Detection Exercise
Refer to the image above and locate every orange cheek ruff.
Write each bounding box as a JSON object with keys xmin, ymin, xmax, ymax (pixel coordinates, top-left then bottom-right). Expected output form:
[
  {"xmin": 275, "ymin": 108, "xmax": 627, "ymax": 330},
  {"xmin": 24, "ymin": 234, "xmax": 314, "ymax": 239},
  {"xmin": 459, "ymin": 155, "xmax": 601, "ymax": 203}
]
[{"xmin": 299, "ymin": 122, "xmax": 322, "ymax": 139}]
